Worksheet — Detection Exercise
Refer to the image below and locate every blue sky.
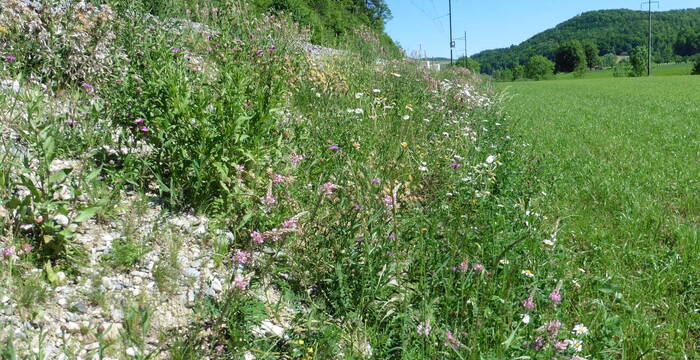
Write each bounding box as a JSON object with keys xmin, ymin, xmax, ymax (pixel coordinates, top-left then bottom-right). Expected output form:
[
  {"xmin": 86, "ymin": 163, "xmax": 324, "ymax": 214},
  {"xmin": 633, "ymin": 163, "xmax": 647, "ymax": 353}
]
[{"xmin": 384, "ymin": 0, "xmax": 700, "ymax": 58}]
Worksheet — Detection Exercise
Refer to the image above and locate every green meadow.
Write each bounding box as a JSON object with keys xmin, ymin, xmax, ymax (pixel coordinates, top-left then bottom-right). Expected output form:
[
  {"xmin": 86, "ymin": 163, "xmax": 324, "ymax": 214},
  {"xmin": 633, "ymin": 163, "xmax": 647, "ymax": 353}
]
[
  {"xmin": 499, "ymin": 75, "xmax": 700, "ymax": 357},
  {"xmin": 554, "ymin": 62, "xmax": 694, "ymax": 79}
]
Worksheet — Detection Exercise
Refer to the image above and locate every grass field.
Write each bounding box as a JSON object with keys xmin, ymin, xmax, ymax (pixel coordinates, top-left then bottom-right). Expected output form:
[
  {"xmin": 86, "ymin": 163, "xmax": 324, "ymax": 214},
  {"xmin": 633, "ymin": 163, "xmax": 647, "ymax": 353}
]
[
  {"xmin": 554, "ymin": 62, "xmax": 693, "ymax": 80},
  {"xmin": 499, "ymin": 76, "xmax": 700, "ymax": 358}
]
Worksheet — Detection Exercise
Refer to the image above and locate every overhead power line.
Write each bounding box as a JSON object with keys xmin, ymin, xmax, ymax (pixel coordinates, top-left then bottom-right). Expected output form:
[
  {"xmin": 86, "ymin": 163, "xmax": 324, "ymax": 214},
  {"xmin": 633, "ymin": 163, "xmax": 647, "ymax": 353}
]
[{"xmin": 641, "ymin": 0, "xmax": 660, "ymax": 76}]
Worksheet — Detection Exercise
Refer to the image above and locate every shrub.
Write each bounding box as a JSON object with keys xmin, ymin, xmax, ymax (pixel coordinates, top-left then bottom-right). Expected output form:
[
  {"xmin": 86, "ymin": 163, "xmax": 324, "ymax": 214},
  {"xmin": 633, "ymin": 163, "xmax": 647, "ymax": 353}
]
[
  {"xmin": 525, "ymin": 55, "xmax": 554, "ymax": 80},
  {"xmin": 692, "ymin": 56, "xmax": 700, "ymax": 75},
  {"xmin": 629, "ymin": 46, "xmax": 649, "ymax": 77},
  {"xmin": 613, "ymin": 59, "xmax": 632, "ymax": 77}
]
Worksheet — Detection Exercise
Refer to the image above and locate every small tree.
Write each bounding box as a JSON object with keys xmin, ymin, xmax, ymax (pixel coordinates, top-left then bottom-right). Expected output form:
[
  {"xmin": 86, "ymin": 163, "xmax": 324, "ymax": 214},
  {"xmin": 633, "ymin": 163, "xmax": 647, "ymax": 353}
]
[
  {"xmin": 525, "ymin": 55, "xmax": 554, "ymax": 80},
  {"xmin": 555, "ymin": 40, "xmax": 587, "ymax": 73},
  {"xmin": 513, "ymin": 65, "xmax": 526, "ymax": 80},
  {"xmin": 601, "ymin": 53, "xmax": 617, "ymax": 68},
  {"xmin": 494, "ymin": 68, "xmax": 514, "ymax": 82},
  {"xmin": 583, "ymin": 41, "xmax": 601, "ymax": 69},
  {"xmin": 455, "ymin": 56, "xmax": 480, "ymax": 73},
  {"xmin": 629, "ymin": 46, "xmax": 649, "ymax": 77},
  {"xmin": 613, "ymin": 59, "xmax": 632, "ymax": 77}
]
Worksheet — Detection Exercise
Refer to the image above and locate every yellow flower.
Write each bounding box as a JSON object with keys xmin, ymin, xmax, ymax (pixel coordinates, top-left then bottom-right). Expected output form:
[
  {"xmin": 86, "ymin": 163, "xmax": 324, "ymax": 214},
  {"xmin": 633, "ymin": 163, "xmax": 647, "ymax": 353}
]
[
  {"xmin": 421, "ymin": 228, "xmax": 428, "ymax": 233},
  {"xmin": 401, "ymin": 142, "xmax": 408, "ymax": 148},
  {"xmin": 353, "ymin": 143, "xmax": 360, "ymax": 149},
  {"xmin": 307, "ymin": 347, "xmax": 314, "ymax": 353},
  {"xmin": 0, "ymin": 26, "xmax": 7, "ymax": 34},
  {"xmin": 298, "ymin": 340, "xmax": 305, "ymax": 345}
]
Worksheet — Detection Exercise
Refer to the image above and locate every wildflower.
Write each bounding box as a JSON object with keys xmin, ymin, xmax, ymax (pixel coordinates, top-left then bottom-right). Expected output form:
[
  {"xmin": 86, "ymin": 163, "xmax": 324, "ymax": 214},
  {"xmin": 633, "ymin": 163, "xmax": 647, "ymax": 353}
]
[
  {"xmin": 2, "ymin": 246, "xmax": 14, "ymax": 258},
  {"xmin": 354, "ymin": 108, "xmax": 364, "ymax": 114},
  {"xmin": 472, "ymin": 264, "xmax": 485, "ymax": 272},
  {"xmin": 233, "ymin": 274, "xmax": 249, "ymax": 290},
  {"xmin": 531, "ymin": 336, "xmax": 545, "ymax": 351},
  {"xmin": 571, "ymin": 356, "xmax": 588, "ymax": 360},
  {"xmin": 543, "ymin": 239, "xmax": 556, "ymax": 246},
  {"xmin": 458, "ymin": 260, "xmax": 469, "ymax": 272},
  {"xmin": 443, "ymin": 330, "xmax": 460, "ymax": 349},
  {"xmin": 547, "ymin": 319, "xmax": 562, "ymax": 336},
  {"xmin": 354, "ymin": 204, "xmax": 362, "ymax": 211},
  {"xmin": 272, "ymin": 174, "xmax": 287, "ymax": 183},
  {"xmin": 499, "ymin": 259, "xmax": 510, "ymax": 264},
  {"xmin": 250, "ymin": 231, "xmax": 265, "ymax": 244},
  {"xmin": 401, "ymin": 142, "xmax": 408, "ymax": 148},
  {"xmin": 553, "ymin": 340, "xmax": 569, "ymax": 351},
  {"xmin": 549, "ymin": 288, "xmax": 562, "ymax": 304},
  {"xmin": 568, "ymin": 339, "xmax": 583, "ymax": 352},
  {"xmin": 266, "ymin": 228, "xmax": 283, "ymax": 242},
  {"xmin": 353, "ymin": 142, "xmax": 360, "ymax": 149},
  {"xmin": 21, "ymin": 243, "xmax": 33, "ymax": 253},
  {"xmin": 261, "ymin": 193, "xmax": 277, "ymax": 206},
  {"xmin": 307, "ymin": 348, "xmax": 313, "ymax": 354},
  {"xmin": 290, "ymin": 152, "xmax": 305, "ymax": 166},
  {"xmin": 139, "ymin": 126, "xmax": 149, "ymax": 133},
  {"xmin": 416, "ymin": 321, "xmax": 431, "ymax": 336},
  {"xmin": 215, "ymin": 345, "xmax": 225, "ymax": 353},
  {"xmin": 520, "ymin": 313, "xmax": 531, "ymax": 324},
  {"xmin": 67, "ymin": 119, "xmax": 77, "ymax": 126},
  {"xmin": 572, "ymin": 324, "xmax": 589, "ymax": 336},
  {"xmin": 233, "ymin": 250, "xmax": 251, "ymax": 265},
  {"xmin": 355, "ymin": 237, "xmax": 364, "ymax": 243},
  {"xmin": 171, "ymin": 48, "xmax": 181, "ymax": 53},
  {"xmin": 5, "ymin": 56, "xmax": 16, "ymax": 62},
  {"xmin": 386, "ymin": 251, "xmax": 394, "ymax": 256},
  {"xmin": 521, "ymin": 269, "xmax": 535, "ymax": 278},
  {"xmin": 328, "ymin": 145, "xmax": 340, "ymax": 151},
  {"xmin": 81, "ymin": 82, "xmax": 93, "ymax": 89},
  {"xmin": 391, "ymin": 73, "xmax": 402, "ymax": 77},
  {"xmin": 319, "ymin": 182, "xmax": 339, "ymax": 196},
  {"xmin": 269, "ymin": 44, "xmax": 276, "ymax": 52},
  {"xmin": 371, "ymin": 178, "xmax": 381, "ymax": 184},
  {"xmin": 234, "ymin": 164, "xmax": 245, "ymax": 172},
  {"xmin": 388, "ymin": 233, "xmax": 396, "ymax": 240},
  {"xmin": 383, "ymin": 195, "xmax": 393, "ymax": 206},
  {"xmin": 256, "ymin": 49, "xmax": 264, "ymax": 56},
  {"xmin": 281, "ymin": 217, "xmax": 298, "ymax": 230},
  {"xmin": 134, "ymin": 118, "xmax": 145, "ymax": 124},
  {"xmin": 451, "ymin": 162, "xmax": 461, "ymax": 169},
  {"xmin": 522, "ymin": 295, "xmax": 535, "ymax": 310},
  {"xmin": 355, "ymin": 92, "xmax": 364, "ymax": 99},
  {"xmin": 486, "ymin": 155, "xmax": 497, "ymax": 164},
  {"xmin": 53, "ymin": 214, "xmax": 69, "ymax": 226},
  {"xmin": 402, "ymin": 115, "xmax": 410, "ymax": 120},
  {"xmin": 418, "ymin": 165, "xmax": 428, "ymax": 172},
  {"xmin": 372, "ymin": 89, "xmax": 381, "ymax": 93}
]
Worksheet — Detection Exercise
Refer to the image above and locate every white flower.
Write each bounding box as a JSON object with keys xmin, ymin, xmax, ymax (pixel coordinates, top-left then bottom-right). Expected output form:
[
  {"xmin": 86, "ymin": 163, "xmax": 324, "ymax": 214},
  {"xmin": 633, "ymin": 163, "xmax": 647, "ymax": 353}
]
[
  {"xmin": 355, "ymin": 92, "xmax": 364, "ymax": 99},
  {"xmin": 418, "ymin": 166, "xmax": 428, "ymax": 172},
  {"xmin": 568, "ymin": 339, "xmax": 583, "ymax": 352},
  {"xmin": 520, "ymin": 313, "xmax": 530, "ymax": 324},
  {"xmin": 543, "ymin": 239, "xmax": 556, "ymax": 246},
  {"xmin": 499, "ymin": 259, "xmax": 510, "ymax": 265},
  {"xmin": 354, "ymin": 108, "xmax": 364, "ymax": 114},
  {"xmin": 402, "ymin": 115, "xmax": 410, "ymax": 120},
  {"xmin": 572, "ymin": 324, "xmax": 589, "ymax": 335},
  {"xmin": 53, "ymin": 214, "xmax": 70, "ymax": 226},
  {"xmin": 521, "ymin": 269, "xmax": 535, "ymax": 277},
  {"xmin": 372, "ymin": 89, "xmax": 381, "ymax": 93},
  {"xmin": 485, "ymin": 155, "xmax": 497, "ymax": 164},
  {"xmin": 391, "ymin": 73, "xmax": 401, "ymax": 77}
]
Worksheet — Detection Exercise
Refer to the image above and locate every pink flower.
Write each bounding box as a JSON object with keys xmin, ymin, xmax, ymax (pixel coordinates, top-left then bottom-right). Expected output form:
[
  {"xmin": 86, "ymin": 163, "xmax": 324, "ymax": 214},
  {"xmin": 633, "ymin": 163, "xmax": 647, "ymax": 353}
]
[
  {"xmin": 547, "ymin": 319, "xmax": 562, "ymax": 336},
  {"xmin": 383, "ymin": 195, "xmax": 393, "ymax": 205},
  {"xmin": 269, "ymin": 45, "xmax": 276, "ymax": 52},
  {"xmin": 472, "ymin": 264, "xmax": 485, "ymax": 272},
  {"xmin": 416, "ymin": 321, "xmax": 431, "ymax": 336},
  {"xmin": 261, "ymin": 193, "xmax": 277, "ymax": 206},
  {"xmin": 290, "ymin": 152, "xmax": 305, "ymax": 166},
  {"xmin": 256, "ymin": 49, "xmax": 264, "ymax": 56},
  {"xmin": 134, "ymin": 118, "xmax": 145, "ymax": 124},
  {"xmin": 21, "ymin": 243, "xmax": 33, "ymax": 253},
  {"xmin": 271, "ymin": 174, "xmax": 289, "ymax": 183},
  {"xmin": 328, "ymin": 145, "xmax": 340, "ymax": 151},
  {"xmin": 5, "ymin": 56, "xmax": 16, "ymax": 62},
  {"xmin": 233, "ymin": 250, "xmax": 251, "ymax": 265},
  {"xmin": 81, "ymin": 82, "xmax": 92, "ymax": 89},
  {"xmin": 35, "ymin": 216, "xmax": 44, "ymax": 223},
  {"xmin": 320, "ymin": 182, "xmax": 340, "ymax": 196},
  {"xmin": 171, "ymin": 48, "xmax": 181, "ymax": 53},
  {"xmin": 553, "ymin": 340, "xmax": 569, "ymax": 351},
  {"xmin": 250, "ymin": 231, "xmax": 265, "ymax": 244},
  {"xmin": 281, "ymin": 217, "xmax": 298, "ymax": 230},
  {"xmin": 451, "ymin": 162, "xmax": 462, "ymax": 169},
  {"xmin": 2, "ymin": 246, "xmax": 14, "ymax": 258},
  {"xmin": 548, "ymin": 289, "xmax": 562, "ymax": 303},
  {"xmin": 140, "ymin": 126, "xmax": 149, "ymax": 133},
  {"xmin": 234, "ymin": 164, "xmax": 245, "ymax": 172},
  {"xmin": 531, "ymin": 336, "xmax": 545, "ymax": 351},
  {"xmin": 443, "ymin": 330, "xmax": 460, "ymax": 349},
  {"xmin": 458, "ymin": 260, "xmax": 469, "ymax": 272},
  {"xmin": 371, "ymin": 178, "xmax": 381, "ymax": 184},
  {"xmin": 388, "ymin": 233, "xmax": 396, "ymax": 240},
  {"xmin": 233, "ymin": 274, "xmax": 249, "ymax": 290},
  {"xmin": 265, "ymin": 228, "xmax": 282, "ymax": 242},
  {"xmin": 522, "ymin": 295, "xmax": 535, "ymax": 310},
  {"xmin": 66, "ymin": 119, "xmax": 77, "ymax": 126}
]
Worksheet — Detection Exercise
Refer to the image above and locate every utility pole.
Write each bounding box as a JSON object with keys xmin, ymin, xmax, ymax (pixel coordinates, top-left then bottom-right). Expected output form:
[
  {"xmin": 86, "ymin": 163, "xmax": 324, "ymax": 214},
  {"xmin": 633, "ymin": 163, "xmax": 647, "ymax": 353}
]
[
  {"xmin": 455, "ymin": 31, "xmax": 467, "ymax": 66},
  {"xmin": 642, "ymin": 0, "xmax": 659, "ymax": 76},
  {"xmin": 449, "ymin": 0, "xmax": 454, "ymax": 65}
]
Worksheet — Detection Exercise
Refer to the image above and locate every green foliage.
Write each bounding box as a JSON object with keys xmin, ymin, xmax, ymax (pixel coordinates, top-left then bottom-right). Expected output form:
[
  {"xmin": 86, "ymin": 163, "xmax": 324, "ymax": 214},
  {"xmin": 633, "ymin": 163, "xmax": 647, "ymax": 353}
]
[
  {"xmin": 555, "ymin": 40, "xmax": 587, "ymax": 74},
  {"xmin": 630, "ymin": 46, "xmax": 649, "ymax": 77},
  {"xmin": 583, "ymin": 40, "xmax": 601, "ymax": 69},
  {"xmin": 104, "ymin": 237, "xmax": 149, "ymax": 270},
  {"xmin": 613, "ymin": 59, "xmax": 632, "ymax": 77},
  {"xmin": 674, "ymin": 27, "xmax": 700, "ymax": 56},
  {"xmin": 493, "ymin": 68, "xmax": 514, "ymax": 82},
  {"xmin": 692, "ymin": 56, "xmax": 700, "ymax": 75},
  {"xmin": 513, "ymin": 64, "xmax": 526, "ymax": 80},
  {"xmin": 473, "ymin": 8, "xmax": 700, "ymax": 73},
  {"xmin": 525, "ymin": 55, "xmax": 554, "ymax": 80},
  {"xmin": 600, "ymin": 53, "xmax": 618, "ymax": 68},
  {"xmin": 455, "ymin": 56, "xmax": 480, "ymax": 73}
]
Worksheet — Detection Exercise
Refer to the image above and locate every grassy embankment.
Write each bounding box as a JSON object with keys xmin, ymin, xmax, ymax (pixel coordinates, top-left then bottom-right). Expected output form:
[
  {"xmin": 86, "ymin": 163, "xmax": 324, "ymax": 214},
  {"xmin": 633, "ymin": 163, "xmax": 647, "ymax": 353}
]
[{"xmin": 499, "ymin": 76, "xmax": 700, "ymax": 358}]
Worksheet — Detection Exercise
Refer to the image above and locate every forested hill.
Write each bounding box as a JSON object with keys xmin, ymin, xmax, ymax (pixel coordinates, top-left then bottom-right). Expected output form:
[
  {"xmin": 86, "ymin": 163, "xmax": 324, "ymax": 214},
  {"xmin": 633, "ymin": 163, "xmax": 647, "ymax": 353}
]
[{"xmin": 473, "ymin": 8, "xmax": 700, "ymax": 74}]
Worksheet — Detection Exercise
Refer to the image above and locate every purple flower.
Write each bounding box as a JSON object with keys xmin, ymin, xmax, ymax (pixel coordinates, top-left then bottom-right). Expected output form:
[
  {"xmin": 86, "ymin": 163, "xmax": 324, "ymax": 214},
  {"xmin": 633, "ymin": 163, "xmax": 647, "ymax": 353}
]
[
  {"xmin": 522, "ymin": 295, "xmax": 535, "ymax": 310},
  {"xmin": 531, "ymin": 336, "xmax": 545, "ymax": 351},
  {"xmin": 2, "ymin": 246, "xmax": 14, "ymax": 258},
  {"xmin": 548, "ymin": 289, "xmax": 562, "ymax": 303},
  {"xmin": 328, "ymin": 145, "xmax": 340, "ymax": 151},
  {"xmin": 281, "ymin": 217, "xmax": 298, "ymax": 230},
  {"xmin": 261, "ymin": 194, "xmax": 277, "ymax": 206},
  {"xmin": 66, "ymin": 119, "xmax": 77, "ymax": 126},
  {"xmin": 371, "ymin": 178, "xmax": 381, "ymax": 184},
  {"xmin": 320, "ymin": 182, "xmax": 340, "ymax": 196},
  {"xmin": 383, "ymin": 195, "xmax": 393, "ymax": 206},
  {"xmin": 139, "ymin": 126, "xmax": 149, "ymax": 133},
  {"xmin": 354, "ymin": 204, "xmax": 362, "ymax": 211},
  {"xmin": 256, "ymin": 49, "xmax": 264, "ymax": 56},
  {"xmin": 458, "ymin": 260, "xmax": 469, "ymax": 272},
  {"xmin": 472, "ymin": 263, "xmax": 485, "ymax": 272},
  {"xmin": 443, "ymin": 330, "xmax": 460, "ymax": 349},
  {"xmin": 269, "ymin": 45, "xmax": 277, "ymax": 52},
  {"xmin": 272, "ymin": 173, "xmax": 287, "ymax": 183},
  {"xmin": 21, "ymin": 243, "xmax": 34, "ymax": 253},
  {"xmin": 171, "ymin": 48, "xmax": 181, "ymax": 53},
  {"xmin": 134, "ymin": 118, "xmax": 145, "ymax": 124},
  {"xmin": 233, "ymin": 274, "xmax": 249, "ymax": 290},
  {"xmin": 451, "ymin": 162, "xmax": 462, "ymax": 169},
  {"xmin": 290, "ymin": 152, "xmax": 305, "ymax": 166},
  {"xmin": 547, "ymin": 319, "xmax": 562, "ymax": 336},
  {"xmin": 81, "ymin": 82, "xmax": 92, "ymax": 89},
  {"xmin": 386, "ymin": 251, "xmax": 394, "ymax": 256},
  {"xmin": 356, "ymin": 237, "xmax": 365, "ymax": 243},
  {"xmin": 5, "ymin": 56, "xmax": 16, "ymax": 62},
  {"xmin": 250, "ymin": 231, "xmax": 265, "ymax": 244},
  {"xmin": 388, "ymin": 233, "xmax": 396, "ymax": 240},
  {"xmin": 553, "ymin": 340, "xmax": 569, "ymax": 351},
  {"xmin": 233, "ymin": 250, "xmax": 252, "ymax": 265}
]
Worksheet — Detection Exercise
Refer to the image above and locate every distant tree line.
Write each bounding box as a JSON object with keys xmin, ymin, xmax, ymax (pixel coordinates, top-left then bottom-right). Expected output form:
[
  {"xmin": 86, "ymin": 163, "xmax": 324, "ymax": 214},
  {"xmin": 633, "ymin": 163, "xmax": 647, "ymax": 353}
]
[{"xmin": 473, "ymin": 8, "xmax": 700, "ymax": 75}]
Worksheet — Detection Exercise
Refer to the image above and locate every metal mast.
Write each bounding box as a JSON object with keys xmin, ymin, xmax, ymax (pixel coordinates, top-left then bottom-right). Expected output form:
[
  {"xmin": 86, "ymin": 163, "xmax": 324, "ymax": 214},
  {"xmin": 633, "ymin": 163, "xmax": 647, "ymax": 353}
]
[
  {"xmin": 449, "ymin": 0, "xmax": 454, "ymax": 65},
  {"xmin": 642, "ymin": 1, "xmax": 659, "ymax": 76}
]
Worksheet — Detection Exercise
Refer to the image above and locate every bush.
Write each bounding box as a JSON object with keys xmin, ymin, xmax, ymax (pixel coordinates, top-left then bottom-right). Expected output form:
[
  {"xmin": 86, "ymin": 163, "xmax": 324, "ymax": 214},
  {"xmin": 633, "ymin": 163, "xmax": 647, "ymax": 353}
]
[
  {"xmin": 629, "ymin": 46, "xmax": 649, "ymax": 77},
  {"xmin": 692, "ymin": 57, "xmax": 700, "ymax": 75},
  {"xmin": 613, "ymin": 59, "xmax": 632, "ymax": 77},
  {"xmin": 525, "ymin": 55, "xmax": 554, "ymax": 80}
]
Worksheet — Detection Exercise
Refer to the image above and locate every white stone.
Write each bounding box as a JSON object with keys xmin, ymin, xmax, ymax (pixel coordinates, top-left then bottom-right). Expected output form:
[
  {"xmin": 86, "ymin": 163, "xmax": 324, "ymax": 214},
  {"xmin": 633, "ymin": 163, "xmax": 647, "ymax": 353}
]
[
  {"xmin": 65, "ymin": 322, "xmax": 81, "ymax": 333},
  {"xmin": 125, "ymin": 347, "xmax": 137, "ymax": 356}
]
